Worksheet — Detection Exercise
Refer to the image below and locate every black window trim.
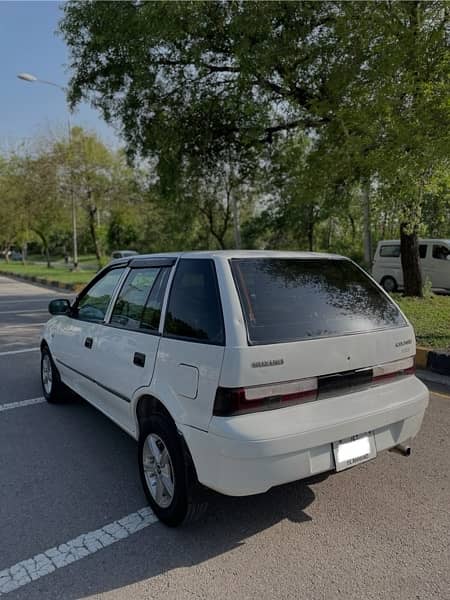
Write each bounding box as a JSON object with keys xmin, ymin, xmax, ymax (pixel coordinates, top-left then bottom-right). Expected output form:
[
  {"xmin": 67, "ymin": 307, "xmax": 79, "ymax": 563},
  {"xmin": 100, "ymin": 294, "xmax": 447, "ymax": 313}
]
[
  {"xmin": 105, "ymin": 266, "xmax": 172, "ymax": 336},
  {"xmin": 162, "ymin": 258, "xmax": 226, "ymax": 347},
  {"xmin": 129, "ymin": 257, "xmax": 177, "ymax": 269},
  {"xmin": 229, "ymin": 257, "xmax": 408, "ymax": 347}
]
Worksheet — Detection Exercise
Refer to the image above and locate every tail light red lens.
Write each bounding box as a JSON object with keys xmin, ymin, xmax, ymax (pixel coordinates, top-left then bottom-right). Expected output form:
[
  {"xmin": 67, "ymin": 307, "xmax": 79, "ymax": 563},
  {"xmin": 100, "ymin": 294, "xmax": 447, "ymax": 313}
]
[
  {"xmin": 213, "ymin": 378, "xmax": 318, "ymax": 416},
  {"xmin": 213, "ymin": 357, "xmax": 416, "ymax": 417},
  {"xmin": 372, "ymin": 357, "xmax": 415, "ymax": 382}
]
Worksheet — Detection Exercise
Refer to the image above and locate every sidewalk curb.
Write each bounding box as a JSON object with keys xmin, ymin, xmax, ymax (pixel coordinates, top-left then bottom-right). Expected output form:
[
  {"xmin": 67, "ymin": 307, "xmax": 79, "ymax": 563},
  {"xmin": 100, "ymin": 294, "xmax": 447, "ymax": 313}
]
[
  {"xmin": 416, "ymin": 346, "xmax": 450, "ymax": 377},
  {"xmin": 0, "ymin": 270, "xmax": 82, "ymax": 294},
  {"xmin": 416, "ymin": 369, "xmax": 450, "ymax": 389}
]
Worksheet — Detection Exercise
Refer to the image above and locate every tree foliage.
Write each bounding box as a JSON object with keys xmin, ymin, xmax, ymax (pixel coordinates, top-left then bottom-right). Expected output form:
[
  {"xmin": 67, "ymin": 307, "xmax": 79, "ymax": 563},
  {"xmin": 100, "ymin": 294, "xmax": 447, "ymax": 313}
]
[{"xmin": 59, "ymin": 0, "xmax": 450, "ymax": 295}]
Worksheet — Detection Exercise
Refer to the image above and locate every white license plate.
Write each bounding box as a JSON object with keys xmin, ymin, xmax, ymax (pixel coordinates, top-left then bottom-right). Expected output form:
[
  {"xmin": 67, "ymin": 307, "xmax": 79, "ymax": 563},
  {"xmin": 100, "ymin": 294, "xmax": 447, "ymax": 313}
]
[{"xmin": 333, "ymin": 432, "xmax": 377, "ymax": 471}]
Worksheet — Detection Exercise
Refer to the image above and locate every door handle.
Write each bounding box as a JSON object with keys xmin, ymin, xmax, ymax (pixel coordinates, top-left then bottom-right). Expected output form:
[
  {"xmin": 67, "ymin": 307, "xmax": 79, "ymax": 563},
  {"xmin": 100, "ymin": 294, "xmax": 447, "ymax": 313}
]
[
  {"xmin": 84, "ymin": 337, "xmax": 93, "ymax": 349},
  {"xmin": 133, "ymin": 352, "xmax": 146, "ymax": 367}
]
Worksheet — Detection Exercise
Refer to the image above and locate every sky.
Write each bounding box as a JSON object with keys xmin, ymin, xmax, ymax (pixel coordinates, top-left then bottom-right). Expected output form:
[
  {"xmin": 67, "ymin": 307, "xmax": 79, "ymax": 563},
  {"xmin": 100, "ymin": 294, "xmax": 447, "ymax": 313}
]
[{"xmin": 0, "ymin": 1, "xmax": 119, "ymax": 149}]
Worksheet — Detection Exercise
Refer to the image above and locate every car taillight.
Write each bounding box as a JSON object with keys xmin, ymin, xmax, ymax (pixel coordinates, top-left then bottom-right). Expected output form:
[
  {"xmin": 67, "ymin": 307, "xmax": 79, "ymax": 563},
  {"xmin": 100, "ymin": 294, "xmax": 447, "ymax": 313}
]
[
  {"xmin": 372, "ymin": 357, "xmax": 415, "ymax": 382},
  {"xmin": 214, "ymin": 357, "xmax": 415, "ymax": 418},
  {"xmin": 213, "ymin": 378, "xmax": 318, "ymax": 417}
]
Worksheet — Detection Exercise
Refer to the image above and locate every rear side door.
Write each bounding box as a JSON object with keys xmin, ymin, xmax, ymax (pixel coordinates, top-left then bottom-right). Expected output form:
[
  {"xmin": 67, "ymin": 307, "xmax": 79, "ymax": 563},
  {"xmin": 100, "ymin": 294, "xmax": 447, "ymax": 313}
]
[
  {"xmin": 153, "ymin": 258, "xmax": 225, "ymax": 431},
  {"xmin": 85, "ymin": 259, "xmax": 174, "ymax": 434}
]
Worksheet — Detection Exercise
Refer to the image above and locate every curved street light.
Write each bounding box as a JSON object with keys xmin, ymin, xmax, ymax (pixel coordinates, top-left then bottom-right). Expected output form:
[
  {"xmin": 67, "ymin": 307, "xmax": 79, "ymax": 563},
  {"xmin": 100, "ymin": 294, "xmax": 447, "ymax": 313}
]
[{"xmin": 17, "ymin": 72, "xmax": 78, "ymax": 270}]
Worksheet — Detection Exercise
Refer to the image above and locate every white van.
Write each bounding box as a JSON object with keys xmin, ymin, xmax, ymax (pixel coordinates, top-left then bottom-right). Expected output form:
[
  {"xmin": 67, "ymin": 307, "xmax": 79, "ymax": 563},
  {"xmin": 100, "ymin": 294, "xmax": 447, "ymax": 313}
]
[
  {"xmin": 41, "ymin": 251, "xmax": 429, "ymax": 526},
  {"xmin": 372, "ymin": 239, "xmax": 450, "ymax": 292}
]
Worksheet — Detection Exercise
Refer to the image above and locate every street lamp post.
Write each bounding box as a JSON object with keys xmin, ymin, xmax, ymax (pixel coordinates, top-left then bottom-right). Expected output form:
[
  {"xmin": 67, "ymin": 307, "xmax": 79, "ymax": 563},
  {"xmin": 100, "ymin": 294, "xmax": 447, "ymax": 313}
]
[{"xmin": 17, "ymin": 72, "xmax": 79, "ymax": 270}]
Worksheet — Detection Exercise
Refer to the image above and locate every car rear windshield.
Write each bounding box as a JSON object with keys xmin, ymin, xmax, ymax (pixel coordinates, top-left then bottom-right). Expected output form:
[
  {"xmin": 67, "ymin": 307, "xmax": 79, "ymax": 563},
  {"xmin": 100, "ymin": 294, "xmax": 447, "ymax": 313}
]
[{"xmin": 231, "ymin": 258, "xmax": 406, "ymax": 345}]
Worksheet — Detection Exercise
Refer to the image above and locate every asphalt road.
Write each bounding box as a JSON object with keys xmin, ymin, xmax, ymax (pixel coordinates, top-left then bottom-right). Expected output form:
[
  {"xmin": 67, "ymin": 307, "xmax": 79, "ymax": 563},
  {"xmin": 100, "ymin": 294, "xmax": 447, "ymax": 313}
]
[{"xmin": 0, "ymin": 274, "xmax": 449, "ymax": 600}]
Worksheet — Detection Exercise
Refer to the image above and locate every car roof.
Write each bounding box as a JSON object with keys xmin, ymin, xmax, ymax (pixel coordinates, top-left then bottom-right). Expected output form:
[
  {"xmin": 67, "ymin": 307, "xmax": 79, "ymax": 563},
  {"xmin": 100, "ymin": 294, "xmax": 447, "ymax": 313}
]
[
  {"xmin": 109, "ymin": 250, "xmax": 347, "ymax": 267},
  {"xmin": 377, "ymin": 239, "xmax": 449, "ymax": 244}
]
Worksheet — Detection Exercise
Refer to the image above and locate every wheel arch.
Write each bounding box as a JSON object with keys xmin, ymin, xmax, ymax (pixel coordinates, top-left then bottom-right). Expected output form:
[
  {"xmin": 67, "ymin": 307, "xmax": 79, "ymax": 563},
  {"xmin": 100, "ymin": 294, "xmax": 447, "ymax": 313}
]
[
  {"xmin": 134, "ymin": 393, "xmax": 177, "ymax": 438},
  {"xmin": 134, "ymin": 393, "xmax": 199, "ymax": 482},
  {"xmin": 380, "ymin": 275, "xmax": 398, "ymax": 292}
]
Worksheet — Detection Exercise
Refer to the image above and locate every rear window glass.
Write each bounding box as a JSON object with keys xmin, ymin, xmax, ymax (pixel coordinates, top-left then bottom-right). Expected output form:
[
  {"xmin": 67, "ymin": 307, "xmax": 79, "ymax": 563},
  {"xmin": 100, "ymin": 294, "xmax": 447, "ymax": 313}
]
[
  {"xmin": 380, "ymin": 245, "xmax": 400, "ymax": 257},
  {"xmin": 231, "ymin": 258, "xmax": 406, "ymax": 345}
]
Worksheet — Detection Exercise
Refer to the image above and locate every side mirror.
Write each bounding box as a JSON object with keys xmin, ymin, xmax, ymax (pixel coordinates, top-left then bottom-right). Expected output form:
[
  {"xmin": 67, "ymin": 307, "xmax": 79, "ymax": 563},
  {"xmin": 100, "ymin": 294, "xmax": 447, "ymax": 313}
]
[{"xmin": 48, "ymin": 299, "xmax": 71, "ymax": 316}]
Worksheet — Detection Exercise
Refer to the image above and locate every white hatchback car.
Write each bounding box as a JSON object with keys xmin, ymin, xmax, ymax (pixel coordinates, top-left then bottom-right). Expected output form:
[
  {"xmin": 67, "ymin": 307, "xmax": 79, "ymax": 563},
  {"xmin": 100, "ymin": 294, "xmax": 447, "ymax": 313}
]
[{"xmin": 41, "ymin": 251, "xmax": 429, "ymax": 526}]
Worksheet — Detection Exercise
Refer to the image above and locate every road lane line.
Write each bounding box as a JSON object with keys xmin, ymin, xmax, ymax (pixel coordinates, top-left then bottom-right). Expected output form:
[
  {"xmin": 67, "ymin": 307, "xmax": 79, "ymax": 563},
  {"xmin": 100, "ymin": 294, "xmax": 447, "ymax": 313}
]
[
  {"xmin": 0, "ymin": 323, "xmax": 46, "ymax": 330},
  {"xmin": 0, "ymin": 300, "xmax": 52, "ymax": 305},
  {"xmin": 0, "ymin": 507, "xmax": 157, "ymax": 595},
  {"xmin": 0, "ymin": 348, "xmax": 39, "ymax": 357},
  {"xmin": 0, "ymin": 397, "xmax": 46, "ymax": 412},
  {"xmin": 0, "ymin": 309, "xmax": 48, "ymax": 315}
]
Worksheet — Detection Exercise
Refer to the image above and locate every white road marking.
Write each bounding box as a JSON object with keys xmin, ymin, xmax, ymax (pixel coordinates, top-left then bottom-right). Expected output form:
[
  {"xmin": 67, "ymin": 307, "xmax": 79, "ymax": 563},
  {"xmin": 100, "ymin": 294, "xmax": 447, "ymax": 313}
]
[
  {"xmin": 0, "ymin": 323, "xmax": 46, "ymax": 330},
  {"xmin": 0, "ymin": 348, "xmax": 39, "ymax": 357},
  {"xmin": 0, "ymin": 507, "xmax": 157, "ymax": 595},
  {"xmin": 0, "ymin": 299, "xmax": 51, "ymax": 305},
  {"xmin": 0, "ymin": 397, "xmax": 46, "ymax": 412},
  {"xmin": 0, "ymin": 309, "xmax": 47, "ymax": 315}
]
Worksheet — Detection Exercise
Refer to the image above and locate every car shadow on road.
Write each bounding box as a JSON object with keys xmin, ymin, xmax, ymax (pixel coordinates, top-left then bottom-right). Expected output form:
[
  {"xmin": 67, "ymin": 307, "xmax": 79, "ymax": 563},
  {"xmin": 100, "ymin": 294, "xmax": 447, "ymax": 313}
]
[
  {"xmin": 43, "ymin": 479, "xmax": 318, "ymax": 600},
  {"xmin": 8, "ymin": 393, "xmax": 320, "ymax": 600}
]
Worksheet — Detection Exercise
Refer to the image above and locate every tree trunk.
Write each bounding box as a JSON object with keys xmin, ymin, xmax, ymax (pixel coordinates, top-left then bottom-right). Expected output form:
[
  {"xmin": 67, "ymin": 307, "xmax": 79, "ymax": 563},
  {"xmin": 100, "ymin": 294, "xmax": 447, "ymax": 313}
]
[
  {"xmin": 45, "ymin": 246, "xmax": 51, "ymax": 269},
  {"xmin": 33, "ymin": 230, "xmax": 51, "ymax": 268},
  {"xmin": 400, "ymin": 222, "xmax": 423, "ymax": 297},
  {"xmin": 307, "ymin": 204, "xmax": 315, "ymax": 251},
  {"xmin": 326, "ymin": 217, "xmax": 333, "ymax": 250},
  {"xmin": 307, "ymin": 221, "xmax": 314, "ymax": 251},
  {"xmin": 362, "ymin": 181, "xmax": 372, "ymax": 268},
  {"xmin": 231, "ymin": 192, "xmax": 241, "ymax": 249},
  {"xmin": 88, "ymin": 204, "xmax": 102, "ymax": 269},
  {"xmin": 21, "ymin": 242, "xmax": 27, "ymax": 265}
]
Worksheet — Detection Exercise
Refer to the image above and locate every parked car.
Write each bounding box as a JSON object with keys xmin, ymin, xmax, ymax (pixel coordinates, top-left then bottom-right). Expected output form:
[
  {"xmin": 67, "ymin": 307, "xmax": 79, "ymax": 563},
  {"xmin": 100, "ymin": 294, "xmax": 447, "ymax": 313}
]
[
  {"xmin": 41, "ymin": 251, "xmax": 429, "ymax": 526},
  {"xmin": 111, "ymin": 250, "xmax": 138, "ymax": 259},
  {"xmin": 10, "ymin": 251, "xmax": 23, "ymax": 261},
  {"xmin": 372, "ymin": 238, "xmax": 450, "ymax": 292},
  {"xmin": 1, "ymin": 250, "xmax": 23, "ymax": 261}
]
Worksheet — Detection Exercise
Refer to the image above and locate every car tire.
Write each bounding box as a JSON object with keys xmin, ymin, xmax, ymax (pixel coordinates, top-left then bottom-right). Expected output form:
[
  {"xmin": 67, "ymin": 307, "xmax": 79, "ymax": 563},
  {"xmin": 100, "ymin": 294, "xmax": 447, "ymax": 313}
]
[
  {"xmin": 381, "ymin": 276, "xmax": 397, "ymax": 293},
  {"xmin": 40, "ymin": 346, "xmax": 65, "ymax": 404},
  {"xmin": 138, "ymin": 415, "xmax": 208, "ymax": 527}
]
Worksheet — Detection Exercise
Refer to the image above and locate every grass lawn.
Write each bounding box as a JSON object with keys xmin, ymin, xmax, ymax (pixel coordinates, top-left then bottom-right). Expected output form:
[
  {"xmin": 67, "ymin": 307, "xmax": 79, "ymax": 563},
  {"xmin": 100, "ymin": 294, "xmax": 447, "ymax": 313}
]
[
  {"xmin": 0, "ymin": 261, "xmax": 96, "ymax": 286},
  {"xmin": 395, "ymin": 294, "xmax": 450, "ymax": 350}
]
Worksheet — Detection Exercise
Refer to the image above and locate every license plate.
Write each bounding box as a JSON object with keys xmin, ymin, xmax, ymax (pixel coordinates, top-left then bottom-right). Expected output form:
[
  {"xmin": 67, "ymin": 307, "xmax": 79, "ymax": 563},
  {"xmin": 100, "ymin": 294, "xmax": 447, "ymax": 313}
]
[{"xmin": 333, "ymin": 432, "xmax": 377, "ymax": 471}]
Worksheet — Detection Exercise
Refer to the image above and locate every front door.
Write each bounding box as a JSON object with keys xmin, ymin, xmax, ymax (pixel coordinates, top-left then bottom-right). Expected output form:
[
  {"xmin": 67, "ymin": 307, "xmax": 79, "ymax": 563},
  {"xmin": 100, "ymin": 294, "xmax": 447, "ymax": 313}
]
[{"xmin": 52, "ymin": 267, "xmax": 126, "ymax": 400}]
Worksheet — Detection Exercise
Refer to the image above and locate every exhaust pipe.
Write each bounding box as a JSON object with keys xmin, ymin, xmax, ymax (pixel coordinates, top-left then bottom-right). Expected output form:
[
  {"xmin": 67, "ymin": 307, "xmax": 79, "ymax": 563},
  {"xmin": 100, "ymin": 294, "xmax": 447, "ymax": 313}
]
[{"xmin": 390, "ymin": 443, "xmax": 411, "ymax": 457}]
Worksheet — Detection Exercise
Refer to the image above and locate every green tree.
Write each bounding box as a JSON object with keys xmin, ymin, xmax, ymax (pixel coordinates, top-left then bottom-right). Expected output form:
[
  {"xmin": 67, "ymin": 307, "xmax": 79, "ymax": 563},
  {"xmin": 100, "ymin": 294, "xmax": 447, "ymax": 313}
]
[{"xmin": 60, "ymin": 1, "xmax": 450, "ymax": 294}]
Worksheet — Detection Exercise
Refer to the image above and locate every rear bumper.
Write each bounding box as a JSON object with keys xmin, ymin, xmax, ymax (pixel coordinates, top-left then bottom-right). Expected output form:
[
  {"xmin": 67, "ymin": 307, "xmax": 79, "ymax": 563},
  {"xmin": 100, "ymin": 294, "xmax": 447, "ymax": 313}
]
[{"xmin": 179, "ymin": 376, "xmax": 429, "ymax": 496}]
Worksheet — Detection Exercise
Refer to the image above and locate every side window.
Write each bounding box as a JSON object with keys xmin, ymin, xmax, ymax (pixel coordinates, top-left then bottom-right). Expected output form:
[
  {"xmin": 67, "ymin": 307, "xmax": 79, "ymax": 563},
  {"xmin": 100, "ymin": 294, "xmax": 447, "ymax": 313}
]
[
  {"xmin": 110, "ymin": 267, "xmax": 161, "ymax": 330},
  {"xmin": 380, "ymin": 245, "xmax": 400, "ymax": 258},
  {"xmin": 164, "ymin": 259, "xmax": 225, "ymax": 345},
  {"xmin": 77, "ymin": 268, "xmax": 125, "ymax": 323},
  {"xmin": 141, "ymin": 268, "xmax": 170, "ymax": 331},
  {"xmin": 432, "ymin": 245, "xmax": 450, "ymax": 260},
  {"xmin": 419, "ymin": 245, "xmax": 427, "ymax": 259}
]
